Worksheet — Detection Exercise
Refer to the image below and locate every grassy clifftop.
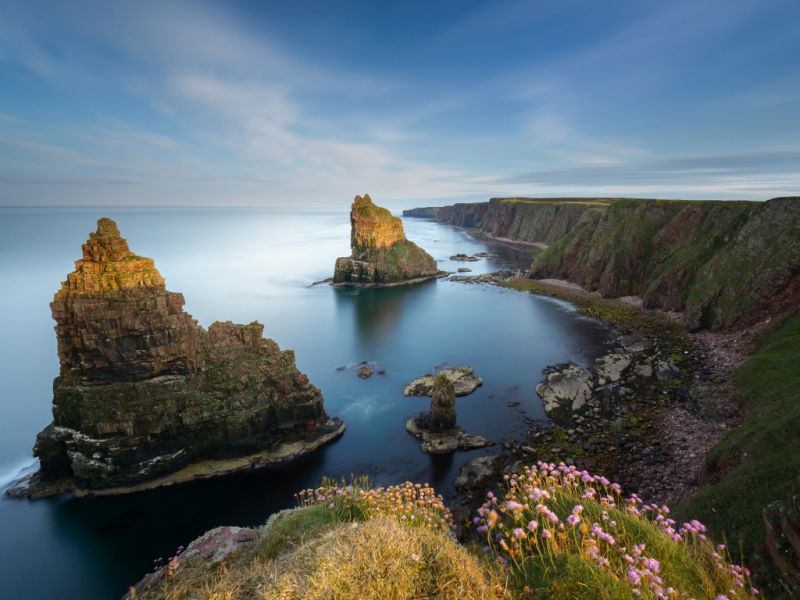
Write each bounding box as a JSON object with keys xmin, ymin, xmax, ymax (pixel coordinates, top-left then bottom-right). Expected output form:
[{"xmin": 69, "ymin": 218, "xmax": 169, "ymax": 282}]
[
  {"xmin": 129, "ymin": 470, "xmax": 756, "ymax": 599},
  {"xmin": 408, "ymin": 196, "xmax": 800, "ymax": 330}
]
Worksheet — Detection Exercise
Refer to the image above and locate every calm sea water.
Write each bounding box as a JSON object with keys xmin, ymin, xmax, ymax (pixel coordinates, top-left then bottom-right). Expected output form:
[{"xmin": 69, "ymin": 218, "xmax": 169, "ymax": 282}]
[{"xmin": 0, "ymin": 207, "xmax": 613, "ymax": 599}]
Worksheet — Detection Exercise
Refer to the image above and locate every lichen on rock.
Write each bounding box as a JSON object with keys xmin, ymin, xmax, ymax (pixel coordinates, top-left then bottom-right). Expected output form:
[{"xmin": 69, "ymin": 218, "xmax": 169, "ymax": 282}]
[
  {"xmin": 15, "ymin": 218, "xmax": 344, "ymax": 497},
  {"xmin": 333, "ymin": 194, "xmax": 439, "ymax": 286}
]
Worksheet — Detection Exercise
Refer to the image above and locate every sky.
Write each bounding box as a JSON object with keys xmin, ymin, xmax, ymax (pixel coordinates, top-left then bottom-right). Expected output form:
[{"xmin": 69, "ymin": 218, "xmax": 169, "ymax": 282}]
[{"xmin": 1, "ymin": 0, "xmax": 799, "ymax": 207}]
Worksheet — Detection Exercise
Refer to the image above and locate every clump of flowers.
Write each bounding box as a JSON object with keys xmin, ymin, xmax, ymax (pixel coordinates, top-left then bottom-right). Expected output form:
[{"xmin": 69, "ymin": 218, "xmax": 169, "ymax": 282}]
[
  {"xmin": 297, "ymin": 476, "xmax": 455, "ymax": 534},
  {"xmin": 474, "ymin": 462, "xmax": 757, "ymax": 599}
]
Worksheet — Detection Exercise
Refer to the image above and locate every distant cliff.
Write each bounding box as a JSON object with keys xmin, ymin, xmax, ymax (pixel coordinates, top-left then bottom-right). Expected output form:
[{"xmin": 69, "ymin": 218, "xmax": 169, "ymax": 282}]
[
  {"xmin": 402, "ymin": 206, "xmax": 440, "ymax": 219},
  {"xmin": 405, "ymin": 197, "xmax": 800, "ymax": 330}
]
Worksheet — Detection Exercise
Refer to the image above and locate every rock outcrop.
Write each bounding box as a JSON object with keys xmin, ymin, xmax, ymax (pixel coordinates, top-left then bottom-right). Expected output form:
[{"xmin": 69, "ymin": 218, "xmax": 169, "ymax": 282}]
[
  {"xmin": 404, "ymin": 366, "xmax": 483, "ymax": 397},
  {"xmin": 333, "ymin": 194, "xmax": 439, "ymax": 286},
  {"xmin": 406, "ymin": 374, "xmax": 492, "ymax": 454},
  {"xmin": 15, "ymin": 218, "xmax": 344, "ymax": 497},
  {"xmin": 428, "ymin": 374, "xmax": 457, "ymax": 431},
  {"xmin": 406, "ymin": 196, "xmax": 800, "ymax": 331}
]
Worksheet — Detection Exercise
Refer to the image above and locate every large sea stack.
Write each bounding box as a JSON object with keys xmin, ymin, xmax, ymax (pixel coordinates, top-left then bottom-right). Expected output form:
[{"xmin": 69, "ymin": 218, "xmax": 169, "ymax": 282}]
[
  {"xmin": 15, "ymin": 218, "xmax": 344, "ymax": 497},
  {"xmin": 333, "ymin": 194, "xmax": 439, "ymax": 286}
]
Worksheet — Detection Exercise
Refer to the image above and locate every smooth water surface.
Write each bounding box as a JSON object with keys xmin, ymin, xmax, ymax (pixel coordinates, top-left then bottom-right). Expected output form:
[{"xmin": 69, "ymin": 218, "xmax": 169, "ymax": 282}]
[{"xmin": 0, "ymin": 207, "xmax": 613, "ymax": 599}]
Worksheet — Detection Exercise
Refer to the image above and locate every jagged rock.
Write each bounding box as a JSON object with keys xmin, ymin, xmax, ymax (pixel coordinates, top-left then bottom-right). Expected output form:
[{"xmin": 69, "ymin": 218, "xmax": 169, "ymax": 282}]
[
  {"xmin": 428, "ymin": 373, "xmax": 456, "ymax": 431},
  {"xmin": 457, "ymin": 267, "xmax": 472, "ymax": 273},
  {"xmin": 594, "ymin": 353, "xmax": 631, "ymax": 385},
  {"xmin": 15, "ymin": 218, "xmax": 344, "ymax": 497},
  {"xmin": 454, "ymin": 455, "xmax": 503, "ymax": 491},
  {"xmin": 124, "ymin": 526, "xmax": 257, "ymax": 599},
  {"xmin": 404, "ymin": 366, "xmax": 483, "ymax": 397},
  {"xmin": 450, "ymin": 253, "xmax": 480, "ymax": 262},
  {"xmin": 536, "ymin": 363, "xmax": 593, "ymax": 422},
  {"xmin": 333, "ymin": 194, "xmax": 439, "ymax": 286},
  {"xmin": 405, "ymin": 417, "xmax": 492, "ymax": 454}
]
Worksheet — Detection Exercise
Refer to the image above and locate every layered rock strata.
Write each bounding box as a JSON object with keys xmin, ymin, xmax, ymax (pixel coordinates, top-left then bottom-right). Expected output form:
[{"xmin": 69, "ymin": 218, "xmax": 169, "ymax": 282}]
[
  {"xmin": 334, "ymin": 194, "xmax": 439, "ymax": 286},
  {"xmin": 17, "ymin": 218, "xmax": 344, "ymax": 497}
]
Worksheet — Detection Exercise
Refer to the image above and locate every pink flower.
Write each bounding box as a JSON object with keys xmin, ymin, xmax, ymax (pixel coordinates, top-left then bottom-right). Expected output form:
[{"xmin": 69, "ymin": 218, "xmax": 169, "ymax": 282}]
[
  {"xmin": 566, "ymin": 514, "xmax": 581, "ymax": 526},
  {"xmin": 627, "ymin": 568, "xmax": 641, "ymax": 585}
]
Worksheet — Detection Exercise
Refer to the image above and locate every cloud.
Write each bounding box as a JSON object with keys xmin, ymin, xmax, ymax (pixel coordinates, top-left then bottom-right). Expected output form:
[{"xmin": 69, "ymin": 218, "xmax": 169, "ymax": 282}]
[{"xmin": 494, "ymin": 149, "xmax": 800, "ymax": 198}]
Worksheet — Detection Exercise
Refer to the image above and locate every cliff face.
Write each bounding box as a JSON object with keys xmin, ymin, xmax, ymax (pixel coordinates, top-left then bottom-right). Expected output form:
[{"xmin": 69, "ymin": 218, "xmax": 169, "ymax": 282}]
[
  {"xmin": 406, "ymin": 197, "xmax": 800, "ymax": 330},
  {"xmin": 334, "ymin": 194, "xmax": 438, "ymax": 285},
  {"xmin": 30, "ymin": 218, "xmax": 343, "ymax": 493},
  {"xmin": 408, "ymin": 198, "xmax": 594, "ymax": 244},
  {"xmin": 532, "ymin": 198, "xmax": 800, "ymax": 330}
]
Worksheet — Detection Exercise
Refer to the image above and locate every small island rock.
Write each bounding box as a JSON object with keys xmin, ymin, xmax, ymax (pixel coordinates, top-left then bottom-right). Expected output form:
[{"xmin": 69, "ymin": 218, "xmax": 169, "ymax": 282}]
[
  {"xmin": 333, "ymin": 194, "xmax": 439, "ymax": 286},
  {"xmin": 404, "ymin": 366, "xmax": 483, "ymax": 397}
]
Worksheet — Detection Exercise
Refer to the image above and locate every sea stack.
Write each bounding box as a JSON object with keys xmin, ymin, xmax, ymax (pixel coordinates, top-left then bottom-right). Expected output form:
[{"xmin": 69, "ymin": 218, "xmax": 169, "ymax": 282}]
[
  {"xmin": 15, "ymin": 218, "xmax": 344, "ymax": 497},
  {"xmin": 333, "ymin": 194, "xmax": 439, "ymax": 286}
]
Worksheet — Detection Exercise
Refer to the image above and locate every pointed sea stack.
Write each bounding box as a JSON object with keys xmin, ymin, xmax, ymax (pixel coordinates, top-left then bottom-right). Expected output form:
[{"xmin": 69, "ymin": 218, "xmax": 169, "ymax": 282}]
[
  {"xmin": 333, "ymin": 194, "xmax": 439, "ymax": 286},
  {"xmin": 11, "ymin": 218, "xmax": 344, "ymax": 498}
]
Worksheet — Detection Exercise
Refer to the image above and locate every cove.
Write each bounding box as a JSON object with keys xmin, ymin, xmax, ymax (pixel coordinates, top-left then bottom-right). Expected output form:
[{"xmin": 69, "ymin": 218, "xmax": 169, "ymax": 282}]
[{"xmin": 0, "ymin": 207, "xmax": 613, "ymax": 599}]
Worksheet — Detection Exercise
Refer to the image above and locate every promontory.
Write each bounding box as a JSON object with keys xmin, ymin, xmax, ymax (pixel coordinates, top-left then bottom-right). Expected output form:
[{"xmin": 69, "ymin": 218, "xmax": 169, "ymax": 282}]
[
  {"xmin": 9, "ymin": 218, "xmax": 344, "ymax": 498},
  {"xmin": 333, "ymin": 194, "xmax": 439, "ymax": 286}
]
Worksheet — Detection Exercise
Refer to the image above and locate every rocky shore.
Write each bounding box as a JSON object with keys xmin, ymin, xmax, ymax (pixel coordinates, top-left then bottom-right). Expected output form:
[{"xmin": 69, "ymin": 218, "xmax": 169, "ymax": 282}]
[
  {"xmin": 8, "ymin": 218, "xmax": 344, "ymax": 499},
  {"xmin": 447, "ymin": 270, "xmax": 742, "ymax": 522}
]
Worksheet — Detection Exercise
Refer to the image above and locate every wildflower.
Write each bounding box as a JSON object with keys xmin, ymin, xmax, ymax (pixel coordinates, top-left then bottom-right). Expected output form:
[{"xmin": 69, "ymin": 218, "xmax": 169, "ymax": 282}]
[
  {"xmin": 566, "ymin": 514, "xmax": 580, "ymax": 527},
  {"xmin": 627, "ymin": 568, "xmax": 641, "ymax": 585},
  {"xmin": 512, "ymin": 528, "xmax": 527, "ymax": 540},
  {"xmin": 541, "ymin": 529, "xmax": 552, "ymax": 539},
  {"xmin": 504, "ymin": 500, "xmax": 524, "ymax": 513}
]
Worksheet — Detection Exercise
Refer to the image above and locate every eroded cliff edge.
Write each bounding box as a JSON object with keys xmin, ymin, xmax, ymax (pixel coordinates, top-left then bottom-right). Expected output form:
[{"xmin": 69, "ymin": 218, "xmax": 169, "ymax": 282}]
[
  {"xmin": 9, "ymin": 218, "xmax": 344, "ymax": 498},
  {"xmin": 334, "ymin": 194, "xmax": 439, "ymax": 286},
  {"xmin": 405, "ymin": 197, "xmax": 800, "ymax": 330}
]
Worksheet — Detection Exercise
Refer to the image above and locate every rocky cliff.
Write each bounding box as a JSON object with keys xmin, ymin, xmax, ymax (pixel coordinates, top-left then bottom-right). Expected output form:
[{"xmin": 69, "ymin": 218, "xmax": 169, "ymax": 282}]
[
  {"xmin": 532, "ymin": 198, "xmax": 800, "ymax": 330},
  {"xmin": 17, "ymin": 218, "xmax": 344, "ymax": 497},
  {"xmin": 406, "ymin": 197, "xmax": 800, "ymax": 330},
  {"xmin": 334, "ymin": 194, "xmax": 439, "ymax": 285}
]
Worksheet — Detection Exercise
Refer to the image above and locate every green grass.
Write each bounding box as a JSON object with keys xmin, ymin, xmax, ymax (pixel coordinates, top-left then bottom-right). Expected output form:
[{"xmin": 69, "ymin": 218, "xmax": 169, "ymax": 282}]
[
  {"xmin": 254, "ymin": 505, "xmax": 341, "ymax": 559},
  {"xmin": 676, "ymin": 312, "xmax": 800, "ymax": 582}
]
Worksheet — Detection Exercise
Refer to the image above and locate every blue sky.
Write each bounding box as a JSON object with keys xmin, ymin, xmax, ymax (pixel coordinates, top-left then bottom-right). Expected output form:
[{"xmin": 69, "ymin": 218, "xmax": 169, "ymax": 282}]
[{"xmin": 1, "ymin": 0, "xmax": 799, "ymax": 207}]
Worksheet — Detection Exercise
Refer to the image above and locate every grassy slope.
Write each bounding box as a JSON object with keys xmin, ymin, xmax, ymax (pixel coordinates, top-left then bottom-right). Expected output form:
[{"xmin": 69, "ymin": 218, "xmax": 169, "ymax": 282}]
[{"xmin": 677, "ymin": 312, "xmax": 800, "ymax": 576}]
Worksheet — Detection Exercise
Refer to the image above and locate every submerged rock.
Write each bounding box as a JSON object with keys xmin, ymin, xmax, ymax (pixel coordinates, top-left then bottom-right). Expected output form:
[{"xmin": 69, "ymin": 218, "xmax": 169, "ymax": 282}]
[
  {"xmin": 536, "ymin": 363, "xmax": 594, "ymax": 422},
  {"xmin": 450, "ymin": 253, "xmax": 480, "ymax": 261},
  {"xmin": 457, "ymin": 267, "xmax": 472, "ymax": 273},
  {"xmin": 14, "ymin": 218, "xmax": 344, "ymax": 498},
  {"xmin": 333, "ymin": 194, "xmax": 439, "ymax": 286},
  {"xmin": 404, "ymin": 366, "xmax": 483, "ymax": 397}
]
